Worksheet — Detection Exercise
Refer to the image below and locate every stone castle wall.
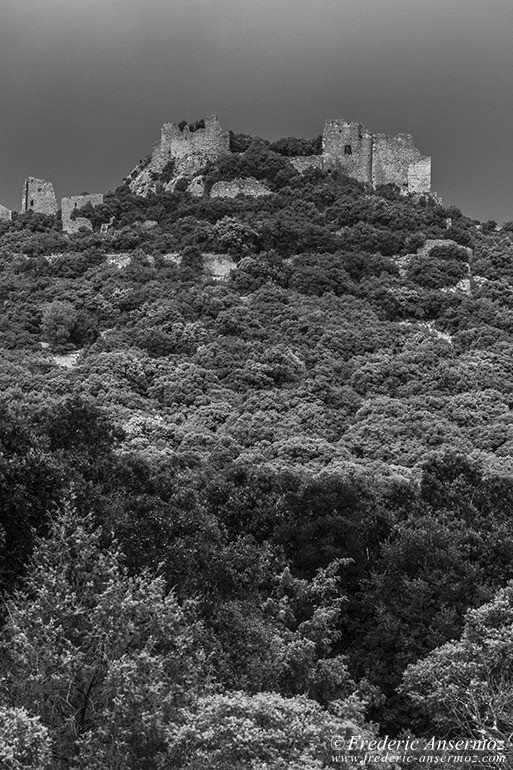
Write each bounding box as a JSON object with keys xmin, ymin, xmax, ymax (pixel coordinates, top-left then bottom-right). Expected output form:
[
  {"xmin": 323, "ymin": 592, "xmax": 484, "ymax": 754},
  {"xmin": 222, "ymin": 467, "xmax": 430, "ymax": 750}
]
[
  {"xmin": 407, "ymin": 156, "xmax": 431, "ymax": 194},
  {"xmin": 289, "ymin": 156, "xmax": 324, "ymax": 174},
  {"xmin": 21, "ymin": 177, "xmax": 57, "ymax": 215},
  {"xmin": 371, "ymin": 133, "xmax": 422, "ymax": 190},
  {"xmin": 61, "ymin": 193, "xmax": 104, "ymax": 234},
  {"xmin": 290, "ymin": 120, "xmax": 431, "ymax": 194},
  {"xmin": 322, "ymin": 120, "xmax": 373, "ymax": 183},
  {"xmin": 210, "ymin": 177, "xmax": 271, "ymax": 198},
  {"xmin": 130, "ymin": 113, "xmax": 230, "ymax": 195},
  {"xmin": 128, "ymin": 113, "xmax": 431, "ymax": 197},
  {"xmin": 0, "ymin": 204, "xmax": 11, "ymax": 221},
  {"xmin": 160, "ymin": 114, "xmax": 230, "ymax": 162}
]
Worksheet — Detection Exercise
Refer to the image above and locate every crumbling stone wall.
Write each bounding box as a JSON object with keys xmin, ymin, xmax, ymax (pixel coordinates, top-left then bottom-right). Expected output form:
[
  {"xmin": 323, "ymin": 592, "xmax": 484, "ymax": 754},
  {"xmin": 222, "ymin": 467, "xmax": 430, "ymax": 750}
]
[
  {"xmin": 290, "ymin": 120, "xmax": 431, "ymax": 193},
  {"xmin": 371, "ymin": 133, "xmax": 422, "ymax": 190},
  {"xmin": 128, "ymin": 112, "xmax": 431, "ymax": 197},
  {"xmin": 417, "ymin": 238, "xmax": 472, "ymax": 259},
  {"xmin": 61, "ymin": 194, "xmax": 104, "ymax": 234},
  {"xmin": 0, "ymin": 204, "xmax": 11, "ymax": 221},
  {"xmin": 160, "ymin": 114, "xmax": 229, "ymax": 164},
  {"xmin": 322, "ymin": 120, "xmax": 373, "ymax": 183},
  {"xmin": 210, "ymin": 177, "xmax": 271, "ymax": 198},
  {"xmin": 130, "ymin": 113, "xmax": 230, "ymax": 196},
  {"xmin": 288, "ymin": 156, "xmax": 341, "ymax": 174},
  {"xmin": 21, "ymin": 177, "xmax": 57, "ymax": 215},
  {"xmin": 407, "ymin": 157, "xmax": 431, "ymax": 194}
]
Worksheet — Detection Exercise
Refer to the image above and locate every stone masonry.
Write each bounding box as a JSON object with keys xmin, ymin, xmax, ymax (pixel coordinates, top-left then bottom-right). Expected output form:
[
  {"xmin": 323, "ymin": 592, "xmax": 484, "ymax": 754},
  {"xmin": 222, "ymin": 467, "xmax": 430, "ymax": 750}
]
[
  {"xmin": 129, "ymin": 113, "xmax": 230, "ymax": 196},
  {"xmin": 322, "ymin": 120, "xmax": 373, "ymax": 183},
  {"xmin": 61, "ymin": 194, "xmax": 104, "ymax": 234},
  {"xmin": 291, "ymin": 119, "xmax": 431, "ymax": 194},
  {"xmin": 127, "ymin": 113, "xmax": 430, "ymax": 197},
  {"xmin": 21, "ymin": 177, "xmax": 57, "ymax": 215},
  {"xmin": 0, "ymin": 204, "xmax": 11, "ymax": 221},
  {"xmin": 210, "ymin": 178, "xmax": 271, "ymax": 198}
]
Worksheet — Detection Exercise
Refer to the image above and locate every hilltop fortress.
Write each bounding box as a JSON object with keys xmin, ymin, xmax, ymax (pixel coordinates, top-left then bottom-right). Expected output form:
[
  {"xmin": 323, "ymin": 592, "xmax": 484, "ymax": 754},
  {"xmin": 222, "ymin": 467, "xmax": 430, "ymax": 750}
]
[
  {"xmin": 128, "ymin": 113, "xmax": 431, "ymax": 197},
  {"xmin": 293, "ymin": 119, "xmax": 430, "ymax": 193},
  {"xmin": 0, "ymin": 113, "xmax": 431, "ymax": 228}
]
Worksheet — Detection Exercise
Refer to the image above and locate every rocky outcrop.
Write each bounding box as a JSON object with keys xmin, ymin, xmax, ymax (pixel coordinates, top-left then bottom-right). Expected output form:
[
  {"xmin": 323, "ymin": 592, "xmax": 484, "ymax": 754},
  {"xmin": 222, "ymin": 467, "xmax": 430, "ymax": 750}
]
[{"xmin": 187, "ymin": 176, "xmax": 206, "ymax": 197}]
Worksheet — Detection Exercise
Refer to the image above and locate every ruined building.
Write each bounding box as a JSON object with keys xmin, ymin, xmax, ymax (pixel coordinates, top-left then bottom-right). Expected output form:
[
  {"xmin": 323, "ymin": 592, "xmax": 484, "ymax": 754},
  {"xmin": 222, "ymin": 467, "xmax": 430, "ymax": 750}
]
[
  {"xmin": 129, "ymin": 113, "xmax": 230, "ymax": 196},
  {"xmin": 9, "ymin": 115, "xmax": 429, "ymax": 222},
  {"xmin": 21, "ymin": 177, "xmax": 57, "ymax": 215},
  {"xmin": 129, "ymin": 113, "xmax": 430, "ymax": 197},
  {"xmin": 0, "ymin": 204, "xmax": 11, "ymax": 222},
  {"xmin": 61, "ymin": 194, "xmax": 104, "ymax": 234},
  {"xmin": 290, "ymin": 119, "xmax": 431, "ymax": 193}
]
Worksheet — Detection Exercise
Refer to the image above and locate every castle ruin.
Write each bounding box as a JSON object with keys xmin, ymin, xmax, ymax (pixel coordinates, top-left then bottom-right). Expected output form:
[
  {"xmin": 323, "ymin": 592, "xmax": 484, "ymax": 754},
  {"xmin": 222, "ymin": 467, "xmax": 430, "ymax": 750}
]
[
  {"xmin": 290, "ymin": 120, "xmax": 431, "ymax": 193},
  {"xmin": 129, "ymin": 114, "xmax": 430, "ymax": 197},
  {"xmin": 6, "ymin": 114, "xmax": 430, "ymax": 225},
  {"xmin": 129, "ymin": 113, "xmax": 230, "ymax": 196},
  {"xmin": 0, "ymin": 204, "xmax": 11, "ymax": 222},
  {"xmin": 61, "ymin": 194, "xmax": 104, "ymax": 234},
  {"xmin": 21, "ymin": 177, "xmax": 57, "ymax": 215}
]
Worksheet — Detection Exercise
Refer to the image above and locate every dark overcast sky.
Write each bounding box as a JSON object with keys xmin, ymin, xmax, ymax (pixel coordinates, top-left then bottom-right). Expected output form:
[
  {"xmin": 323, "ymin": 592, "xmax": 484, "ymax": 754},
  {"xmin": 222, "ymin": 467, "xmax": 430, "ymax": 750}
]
[{"xmin": 1, "ymin": 0, "xmax": 513, "ymax": 222}]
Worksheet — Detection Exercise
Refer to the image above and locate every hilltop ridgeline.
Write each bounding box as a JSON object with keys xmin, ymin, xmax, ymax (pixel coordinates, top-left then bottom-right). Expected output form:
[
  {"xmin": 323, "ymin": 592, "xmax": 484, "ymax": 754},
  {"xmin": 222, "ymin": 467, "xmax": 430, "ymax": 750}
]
[
  {"xmin": 127, "ymin": 113, "xmax": 431, "ymax": 197},
  {"xmin": 0, "ymin": 114, "xmax": 431, "ymax": 232}
]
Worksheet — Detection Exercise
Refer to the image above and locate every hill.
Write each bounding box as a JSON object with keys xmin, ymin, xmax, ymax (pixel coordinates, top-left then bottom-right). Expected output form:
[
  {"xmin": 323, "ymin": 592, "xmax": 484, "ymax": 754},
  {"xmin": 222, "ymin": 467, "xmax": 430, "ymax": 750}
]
[{"xmin": 1, "ymin": 129, "xmax": 513, "ymax": 765}]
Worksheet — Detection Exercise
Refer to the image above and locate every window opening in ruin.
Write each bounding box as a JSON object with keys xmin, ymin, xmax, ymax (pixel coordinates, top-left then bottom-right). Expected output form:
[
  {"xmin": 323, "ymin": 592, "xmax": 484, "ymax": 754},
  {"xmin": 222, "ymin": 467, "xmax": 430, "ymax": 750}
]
[
  {"xmin": 344, "ymin": 145, "xmax": 352, "ymax": 155},
  {"xmin": 38, "ymin": 188, "xmax": 42, "ymax": 192},
  {"xmin": 30, "ymin": 199, "xmax": 34, "ymax": 207}
]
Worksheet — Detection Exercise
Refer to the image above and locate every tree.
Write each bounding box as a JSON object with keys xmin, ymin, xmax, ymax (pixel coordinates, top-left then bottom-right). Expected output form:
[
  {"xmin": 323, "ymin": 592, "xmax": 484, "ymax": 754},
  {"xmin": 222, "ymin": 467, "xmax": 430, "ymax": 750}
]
[
  {"xmin": 167, "ymin": 690, "xmax": 393, "ymax": 770},
  {"xmin": 402, "ymin": 581, "xmax": 513, "ymax": 746},
  {"xmin": 0, "ymin": 506, "xmax": 205, "ymax": 769},
  {"xmin": 0, "ymin": 706, "xmax": 52, "ymax": 770},
  {"xmin": 41, "ymin": 300, "xmax": 77, "ymax": 349}
]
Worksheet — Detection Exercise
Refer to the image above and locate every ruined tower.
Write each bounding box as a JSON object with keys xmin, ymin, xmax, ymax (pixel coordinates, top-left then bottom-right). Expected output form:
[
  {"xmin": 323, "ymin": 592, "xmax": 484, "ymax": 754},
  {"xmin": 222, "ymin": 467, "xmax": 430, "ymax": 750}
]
[
  {"xmin": 21, "ymin": 177, "xmax": 57, "ymax": 215},
  {"xmin": 322, "ymin": 120, "xmax": 373, "ymax": 183},
  {"xmin": 129, "ymin": 113, "xmax": 230, "ymax": 196},
  {"xmin": 291, "ymin": 119, "xmax": 431, "ymax": 194}
]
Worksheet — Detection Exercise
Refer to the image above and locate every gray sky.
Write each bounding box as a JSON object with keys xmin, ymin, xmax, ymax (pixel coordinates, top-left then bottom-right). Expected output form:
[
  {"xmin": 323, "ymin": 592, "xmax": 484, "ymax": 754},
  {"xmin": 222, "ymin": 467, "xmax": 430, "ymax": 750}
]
[{"xmin": 1, "ymin": 0, "xmax": 513, "ymax": 222}]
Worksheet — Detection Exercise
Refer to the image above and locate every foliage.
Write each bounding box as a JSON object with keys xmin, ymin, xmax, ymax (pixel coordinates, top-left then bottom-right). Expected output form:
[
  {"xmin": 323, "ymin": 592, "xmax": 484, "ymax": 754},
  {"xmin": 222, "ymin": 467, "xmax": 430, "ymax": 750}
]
[
  {"xmin": 402, "ymin": 581, "xmax": 513, "ymax": 743},
  {"xmin": 0, "ymin": 129, "xmax": 513, "ymax": 748},
  {"xmin": 0, "ymin": 706, "xmax": 51, "ymax": 770},
  {"xmin": 0, "ymin": 506, "xmax": 205, "ymax": 768},
  {"xmin": 269, "ymin": 134, "xmax": 323, "ymax": 157},
  {"xmin": 167, "ymin": 690, "xmax": 391, "ymax": 769}
]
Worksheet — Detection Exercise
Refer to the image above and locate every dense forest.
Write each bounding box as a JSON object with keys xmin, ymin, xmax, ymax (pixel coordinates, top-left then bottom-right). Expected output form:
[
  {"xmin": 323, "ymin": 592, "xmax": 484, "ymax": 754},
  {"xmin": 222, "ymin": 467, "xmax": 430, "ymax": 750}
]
[{"xmin": 1, "ymin": 135, "xmax": 513, "ymax": 768}]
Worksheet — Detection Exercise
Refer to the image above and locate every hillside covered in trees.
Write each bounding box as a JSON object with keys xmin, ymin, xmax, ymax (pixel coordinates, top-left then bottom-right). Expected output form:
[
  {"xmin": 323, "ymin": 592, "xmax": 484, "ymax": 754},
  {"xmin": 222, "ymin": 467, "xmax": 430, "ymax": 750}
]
[{"xmin": 1, "ymin": 136, "xmax": 513, "ymax": 767}]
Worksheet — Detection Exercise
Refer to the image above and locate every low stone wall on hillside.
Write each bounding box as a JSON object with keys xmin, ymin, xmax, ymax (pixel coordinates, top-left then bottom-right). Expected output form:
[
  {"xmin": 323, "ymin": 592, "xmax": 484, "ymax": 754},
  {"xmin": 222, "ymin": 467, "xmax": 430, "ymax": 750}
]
[
  {"xmin": 106, "ymin": 251, "xmax": 237, "ymax": 280},
  {"xmin": 210, "ymin": 178, "xmax": 271, "ymax": 198}
]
